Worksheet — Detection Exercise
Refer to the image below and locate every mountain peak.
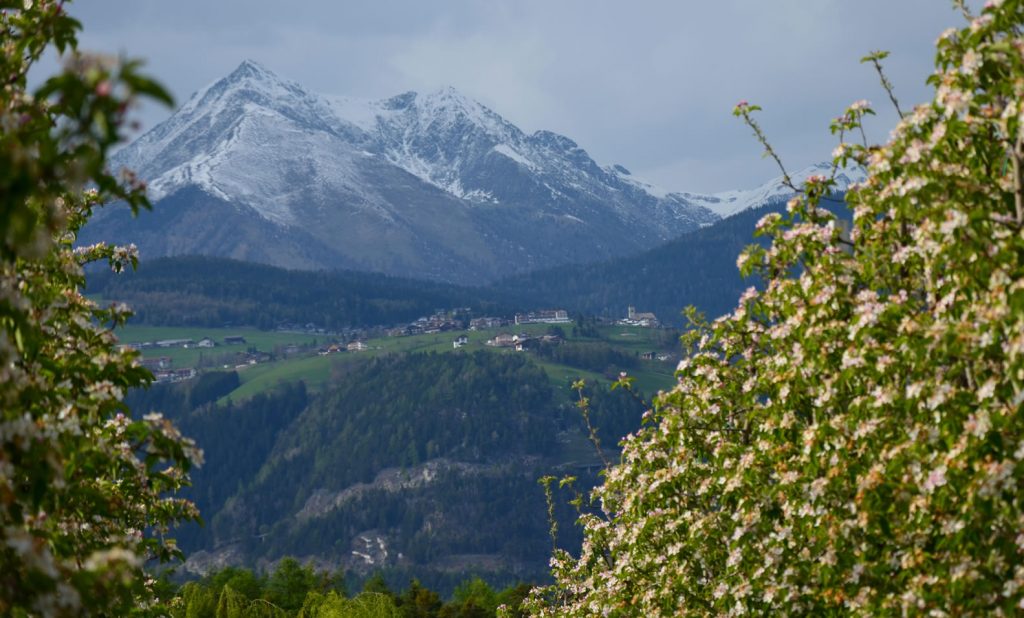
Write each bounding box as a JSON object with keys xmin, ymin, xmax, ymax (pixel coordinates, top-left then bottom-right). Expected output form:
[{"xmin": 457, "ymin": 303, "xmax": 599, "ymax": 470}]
[
  {"xmin": 383, "ymin": 91, "xmax": 417, "ymax": 110},
  {"xmin": 176, "ymin": 59, "xmax": 308, "ymax": 118},
  {"xmin": 419, "ymin": 85, "xmax": 486, "ymax": 115},
  {"xmin": 228, "ymin": 59, "xmax": 277, "ymax": 81},
  {"xmin": 388, "ymin": 86, "xmax": 518, "ymax": 145},
  {"xmin": 427, "ymin": 85, "xmax": 467, "ymax": 101},
  {"xmin": 220, "ymin": 59, "xmax": 300, "ymax": 95}
]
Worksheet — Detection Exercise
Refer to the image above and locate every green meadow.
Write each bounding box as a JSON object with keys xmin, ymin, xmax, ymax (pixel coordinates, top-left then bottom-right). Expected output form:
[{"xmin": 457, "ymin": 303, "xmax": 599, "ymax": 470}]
[{"xmin": 116, "ymin": 322, "xmax": 678, "ymax": 404}]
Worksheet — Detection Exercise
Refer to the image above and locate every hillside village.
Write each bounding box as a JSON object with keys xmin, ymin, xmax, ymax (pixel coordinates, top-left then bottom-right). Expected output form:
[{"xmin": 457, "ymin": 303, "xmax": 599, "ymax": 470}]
[{"xmin": 119, "ymin": 305, "xmax": 670, "ymax": 387}]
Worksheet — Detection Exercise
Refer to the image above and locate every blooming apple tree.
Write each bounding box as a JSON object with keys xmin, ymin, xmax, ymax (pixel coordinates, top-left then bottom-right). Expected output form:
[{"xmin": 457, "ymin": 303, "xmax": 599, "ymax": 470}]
[
  {"xmin": 0, "ymin": 2, "xmax": 199, "ymax": 615},
  {"xmin": 525, "ymin": 1, "xmax": 1024, "ymax": 615}
]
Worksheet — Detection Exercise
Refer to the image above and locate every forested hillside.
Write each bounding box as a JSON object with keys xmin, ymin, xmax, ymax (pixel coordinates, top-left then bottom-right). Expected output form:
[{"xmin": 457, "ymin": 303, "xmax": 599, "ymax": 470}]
[
  {"xmin": 93, "ymin": 197, "xmax": 848, "ymax": 333},
  {"xmin": 88, "ymin": 256, "xmax": 512, "ymax": 329},
  {"xmin": 126, "ymin": 381, "xmax": 311, "ymax": 552},
  {"xmin": 490, "ymin": 201, "xmax": 776, "ymax": 323},
  {"xmin": 125, "ymin": 351, "xmax": 644, "ymax": 591},
  {"xmin": 495, "ymin": 195, "xmax": 848, "ymax": 324},
  {"xmin": 89, "ymin": 208, "xmax": 769, "ymax": 332}
]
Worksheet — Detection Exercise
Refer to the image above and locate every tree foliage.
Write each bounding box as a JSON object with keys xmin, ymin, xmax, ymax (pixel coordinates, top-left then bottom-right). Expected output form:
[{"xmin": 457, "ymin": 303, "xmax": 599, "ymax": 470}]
[
  {"xmin": 0, "ymin": 1, "xmax": 198, "ymax": 614},
  {"xmin": 169, "ymin": 563, "xmax": 529, "ymax": 618},
  {"xmin": 526, "ymin": 2, "xmax": 1024, "ymax": 615}
]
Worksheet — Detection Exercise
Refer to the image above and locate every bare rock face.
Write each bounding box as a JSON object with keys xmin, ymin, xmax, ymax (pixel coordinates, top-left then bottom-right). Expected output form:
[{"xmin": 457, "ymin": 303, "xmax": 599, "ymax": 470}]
[
  {"xmin": 182, "ymin": 544, "xmax": 246, "ymax": 577},
  {"xmin": 296, "ymin": 458, "xmax": 519, "ymax": 522}
]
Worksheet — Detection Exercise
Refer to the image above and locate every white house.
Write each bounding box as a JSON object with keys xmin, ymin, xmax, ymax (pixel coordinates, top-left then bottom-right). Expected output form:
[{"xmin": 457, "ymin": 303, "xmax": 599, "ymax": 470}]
[{"xmin": 486, "ymin": 333, "xmax": 516, "ymax": 347}]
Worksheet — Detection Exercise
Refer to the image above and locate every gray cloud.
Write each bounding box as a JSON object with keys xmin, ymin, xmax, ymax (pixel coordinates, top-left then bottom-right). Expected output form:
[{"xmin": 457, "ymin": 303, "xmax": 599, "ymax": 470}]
[{"xmin": 60, "ymin": 0, "xmax": 976, "ymax": 192}]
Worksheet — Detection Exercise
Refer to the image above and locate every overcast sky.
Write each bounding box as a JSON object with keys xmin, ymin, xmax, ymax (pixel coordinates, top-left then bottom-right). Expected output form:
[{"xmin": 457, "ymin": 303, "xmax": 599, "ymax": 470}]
[{"xmin": 57, "ymin": 1, "xmax": 975, "ymax": 193}]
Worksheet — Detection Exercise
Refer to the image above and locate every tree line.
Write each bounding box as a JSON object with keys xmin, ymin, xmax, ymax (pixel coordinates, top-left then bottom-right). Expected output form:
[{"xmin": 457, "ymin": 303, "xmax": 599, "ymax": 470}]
[
  {"xmin": 167, "ymin": 558, "xmax": 532, "ymax": 617},
  {"xmin": 87, "ymin": 255, "xmax": 514, "ymax": 330}
]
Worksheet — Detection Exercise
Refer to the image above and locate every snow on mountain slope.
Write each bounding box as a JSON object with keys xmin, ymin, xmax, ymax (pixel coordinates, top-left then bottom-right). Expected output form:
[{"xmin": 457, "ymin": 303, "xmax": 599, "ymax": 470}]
[
  {"xmin": 675, "ymin": 162, "xmax": 867, "ymax": 218},
  {"xmin": 321, "ymin": 87, "xmax": 523, "ymax": 199},
  {"xmin": 96, "ymin": 60, "xmax": 852, "ymax": 283},
  {"xmin": 322, "ymin": 86, "xmax": 723, "ymax": 235},
  {"xmin": 112, "ymin": 60, "xmax": 383, "ymax": 225}
]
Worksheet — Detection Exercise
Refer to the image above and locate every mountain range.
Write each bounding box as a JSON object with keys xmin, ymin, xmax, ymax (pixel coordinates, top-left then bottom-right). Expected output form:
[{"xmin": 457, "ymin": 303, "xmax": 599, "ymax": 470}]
[{"xmin": 83, "ymin": 60, "xmax": 862, "ymax": 284}]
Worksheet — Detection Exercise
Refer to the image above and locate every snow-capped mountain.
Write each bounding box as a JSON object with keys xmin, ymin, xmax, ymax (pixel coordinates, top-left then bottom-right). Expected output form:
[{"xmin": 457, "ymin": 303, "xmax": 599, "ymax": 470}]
[
  {"xmin": 676, "ymin": 162, "xmax": 866, "ymax": 218},
  {"xmin": 85, "ymin": 60, "xmax": 850, "ymax": 283}
]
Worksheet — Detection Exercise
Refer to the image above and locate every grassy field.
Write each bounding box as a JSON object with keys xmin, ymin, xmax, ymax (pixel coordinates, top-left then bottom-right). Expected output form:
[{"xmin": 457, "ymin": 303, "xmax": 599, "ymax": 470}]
[
  {"xmin": 224, "ymin": 354, "xmax": 335, "ymax": 402},
  {"xmin": 119, "ymin": 322, "xmax": 680, "ymax": 404},
  {"xmin": 629, "ymin": 361, "xmax": 677, "ymax": 397},
  {"xmin": 598, "ymin": 324, "xmax": 676, "ymax": 350},
  {"xmin": 115, "ymin": 326, "xmax": 323, "ymax": 368}
]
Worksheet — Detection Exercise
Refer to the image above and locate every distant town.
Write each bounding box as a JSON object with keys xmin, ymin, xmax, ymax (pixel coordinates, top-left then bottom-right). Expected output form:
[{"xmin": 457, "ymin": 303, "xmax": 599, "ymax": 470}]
[{"xmin": 123, "ymin": 305, "xmax": 664, "ymax": 383}]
